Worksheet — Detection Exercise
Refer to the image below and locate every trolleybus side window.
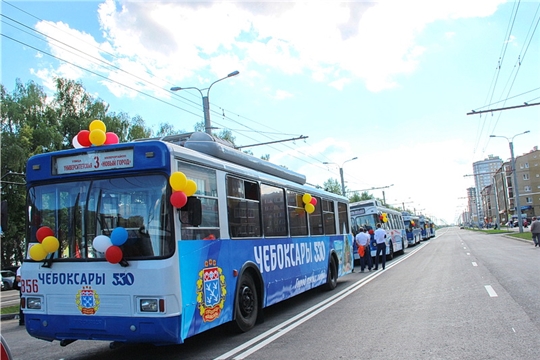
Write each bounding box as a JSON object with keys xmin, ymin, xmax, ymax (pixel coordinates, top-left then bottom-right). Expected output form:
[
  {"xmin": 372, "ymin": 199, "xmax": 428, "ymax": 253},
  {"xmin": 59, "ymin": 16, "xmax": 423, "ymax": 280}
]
[
  {"xmin": 227, "ymin": 176, "xmax": 261, "ymax": 238},
  {"xmin": 322, "ymin": 199, "xmax": 336, "ymax": 235},
  {"xmin": 177, "ymin": 161, "xmax": 220, "ymax": 240},
  {"xmin": 260, "ymin": 183, "xmax": 287, "ymax": 237},
  {"xmin": 309, "ymin": 196, "xmax": 324, "ymax": 235},
  {"xmin": 287, "ymin": 190, "xmax": 308, "ymax": 236},
  {"xmin": 338, "ymin": 202, "xmax": 349, "ymax": 234}
]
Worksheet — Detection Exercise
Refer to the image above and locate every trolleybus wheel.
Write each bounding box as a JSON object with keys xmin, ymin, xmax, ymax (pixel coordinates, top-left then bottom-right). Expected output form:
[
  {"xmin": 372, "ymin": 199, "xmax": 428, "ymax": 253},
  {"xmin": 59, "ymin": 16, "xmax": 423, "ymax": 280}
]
[
  {"xmin": 387, "ymin": 242, "xmax": 394, "ymax": 260},
  {"xmin": 234, "ymin": 273, "xmax": 258, "ymax": 332},
  {"xmin": 324, "ymin": 255, "xmax": 338, "ymax": 291}
]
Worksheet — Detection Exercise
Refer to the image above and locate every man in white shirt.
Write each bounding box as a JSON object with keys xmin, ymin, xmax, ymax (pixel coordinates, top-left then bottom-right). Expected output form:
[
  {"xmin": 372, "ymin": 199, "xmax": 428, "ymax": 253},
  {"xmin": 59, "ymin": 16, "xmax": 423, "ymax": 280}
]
[
  {"xmin": 373, "ymin": 223, "xmax": 387, "ymax": 270},
  {"xmin": 16, "ymin": 266, "xmax": 24, "ymax": 325},
  {"xmin": 355, "ymin": 227, "xmax": 372, "ymax": 272}
]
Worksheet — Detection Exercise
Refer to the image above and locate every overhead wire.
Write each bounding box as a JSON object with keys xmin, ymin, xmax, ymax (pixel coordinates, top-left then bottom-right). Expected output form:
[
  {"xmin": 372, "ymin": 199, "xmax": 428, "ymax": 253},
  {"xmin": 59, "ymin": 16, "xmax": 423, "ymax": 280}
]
[{"xmin": 1, "ymin": 0, "xmax": 342, "ymax": 186}]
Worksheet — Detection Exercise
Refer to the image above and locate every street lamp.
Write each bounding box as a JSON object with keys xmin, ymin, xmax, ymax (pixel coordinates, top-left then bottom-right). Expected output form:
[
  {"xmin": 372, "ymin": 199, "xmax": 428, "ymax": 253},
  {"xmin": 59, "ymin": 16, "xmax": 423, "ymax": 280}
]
[
  {"xmin": 323, "ymin": 157, "xmax": 358, "ymax": 196},
  {"xmin": 490, "ymin": 130, "xmax": 530, "ymax": 233},
  {"xmin": 171, "ymin": 70, "xmax": 240, "ymax": 134}
]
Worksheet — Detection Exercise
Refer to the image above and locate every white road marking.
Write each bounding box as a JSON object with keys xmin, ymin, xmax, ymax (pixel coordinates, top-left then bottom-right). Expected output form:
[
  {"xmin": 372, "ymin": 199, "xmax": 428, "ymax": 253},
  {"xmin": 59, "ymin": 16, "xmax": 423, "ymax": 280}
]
[
  {"xmin": 215, "ymin": 243, "xmax": 431, "ymax": 360},
  {"xmin": 485, "ymin": 285, "xmax": 498, "ymax": 297},
  {"xmin": 472, "ymin": 262, "xmax": 478, "ymax": 266}
]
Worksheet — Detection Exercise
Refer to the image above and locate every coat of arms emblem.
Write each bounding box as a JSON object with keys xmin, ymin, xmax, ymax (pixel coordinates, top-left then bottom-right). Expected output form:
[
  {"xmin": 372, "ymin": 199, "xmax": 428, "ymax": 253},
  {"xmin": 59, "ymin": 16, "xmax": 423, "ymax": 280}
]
[{"xmin": 196, "ymin": 259, "xmax": 226, "ymax": 322}]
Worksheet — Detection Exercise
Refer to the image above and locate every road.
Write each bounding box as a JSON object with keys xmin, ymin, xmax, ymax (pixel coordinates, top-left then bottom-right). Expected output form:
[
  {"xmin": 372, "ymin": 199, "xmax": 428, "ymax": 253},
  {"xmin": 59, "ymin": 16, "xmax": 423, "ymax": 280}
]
[{"xmin": 2, "ymin": 227, "xmax": 540, "ymax": 359}]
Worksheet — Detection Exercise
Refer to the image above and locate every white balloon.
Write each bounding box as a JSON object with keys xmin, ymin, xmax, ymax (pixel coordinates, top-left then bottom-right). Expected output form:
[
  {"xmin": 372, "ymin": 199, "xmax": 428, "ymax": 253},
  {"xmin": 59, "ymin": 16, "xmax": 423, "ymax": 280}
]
[
  {"xmin": 92, "ymin": 235, "xmax": 112, "ymax": 252},
  {"xmin": 72, "ymin": 136, "xmax": 83, "ymax": 149}
]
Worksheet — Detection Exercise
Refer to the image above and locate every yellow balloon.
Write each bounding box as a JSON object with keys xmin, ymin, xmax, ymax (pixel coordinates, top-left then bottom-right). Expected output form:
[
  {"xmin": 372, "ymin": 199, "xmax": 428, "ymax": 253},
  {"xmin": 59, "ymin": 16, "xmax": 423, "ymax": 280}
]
[
  {"xmin": 305, "ymin": 203, "xmax": 315, "ymax": 214},
  {"xmin": 302, "ymin": 193, "xmax": 312, "ymax": 204},
  {"xmin": 169, "ymin": 172, "xmax": 187, "ymax": 191},
  {"xmin": 42, "ymin": 236, "xmax": 60, "ymax": 253},
  {"xmin": 184, "ymin": 179, "xmax": 197, "ymax": 196},
  {"xmin": 89, "ymin": 129, "xmax": 106, "ymax": 146},
  {"xmin": 29, "ymin": 244, "xmax": 48, "ymax": 261},
  {"xmin": 89, "ymin": 119, "xmax": 106, "ymax": 132}
]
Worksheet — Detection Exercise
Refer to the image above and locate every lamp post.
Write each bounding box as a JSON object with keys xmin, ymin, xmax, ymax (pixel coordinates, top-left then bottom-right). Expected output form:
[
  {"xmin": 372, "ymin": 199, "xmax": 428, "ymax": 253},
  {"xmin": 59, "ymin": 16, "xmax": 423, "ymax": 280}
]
[
  {"xmin": 323, "ymin": 157, "xmax": 358, "ymax": 196},
  {"xmin": 490, "ymin": 130, "xmax": 530, "ymax": 233},
  {"xmin": 171, "ymin": 70, "xmax": 239, "ymax": 134}
]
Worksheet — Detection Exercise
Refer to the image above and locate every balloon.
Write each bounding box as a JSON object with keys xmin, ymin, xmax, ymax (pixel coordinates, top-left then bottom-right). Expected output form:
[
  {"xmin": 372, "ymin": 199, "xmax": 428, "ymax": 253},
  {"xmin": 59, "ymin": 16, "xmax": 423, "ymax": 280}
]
[
  {"xmin": 77, "ymin": 130, "xmax": 91, "ymax": 147},
  {"xmin": 305, "ymin": 203, "xmax": 315, "ymax": 214},
  {"xmin": 92, "ymin": 235, "xmax": 112, "ymax": 252},
  {"xmin": 29, "ymin": 244, "xmax": 48, "ymax": 261},
  {"xmin": 89, "ymin": 129, "xmax": 106, "ymax": 146},
  {"xmin": 169, "ymin": 172, "xmax": 187, "ymax": 191},
  {"xmin": 36, "ymin": 226, "xmax": 54, "ymax": 243},
  {"xmin": 72, "ymin": 136, "xmax": 83, "ymax": 148},
  {"xmin": 111, "ymin": 227, "xmax": 128, "ymax": 246},
  {"xmin": 310, "ymin": 197, "xmax": 317, "ymax": 206},
  {"xmin": 42, "ymin": 236, "xmax": 60, "ymax": 253},
  {"xmin": 89, "ymin": 120, "xmax": 106, "ymax": 132},
  {"xmin": 184, "ymin": 179, "xmax": 197, "ymax": 197},
  {"xmin": 104, "ymin": 132, "xmax": 119, "ymax": 145},
  {"xmin": 302, "ymin": 193, "xmax": 312, "ymax": 204},
  {"xmin": 170, "ymin": 191, "xmax": 188, "ymax": 208},
  {"xmin": 105, "ymin": 246, "xmax": 123, "ymax": 264}
]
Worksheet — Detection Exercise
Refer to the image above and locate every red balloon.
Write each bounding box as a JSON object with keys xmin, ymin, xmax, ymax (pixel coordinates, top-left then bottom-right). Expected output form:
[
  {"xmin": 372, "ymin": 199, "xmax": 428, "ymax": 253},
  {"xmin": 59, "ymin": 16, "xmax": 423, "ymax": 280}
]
[
  {"xmin": 310, "ymin": 197, "xmax": 317, "ymax": 206},
  {"xmin": 104, "ymin": 132, "xmax": 119, "ymax": 145},
  {"xmin": 36, "ymin": 226, "xmax": 54, "ymax": 243},
  {"xmin": 170, "ymin": 191, "xmax": 188, "ymax": 208},
  {"xmin": 77, "ymin": 130, "xmax": 91, "ymax": 147},
  {"xmin": 105, "ymin": 246, "xmax": 123, "ymax": 264}
]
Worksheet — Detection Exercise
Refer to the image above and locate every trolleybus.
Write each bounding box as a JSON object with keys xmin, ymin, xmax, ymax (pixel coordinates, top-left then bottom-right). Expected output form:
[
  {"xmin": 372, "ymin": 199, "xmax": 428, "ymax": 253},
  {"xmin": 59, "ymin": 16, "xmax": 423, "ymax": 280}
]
[
  {"xmin": 20, "ymin": 131, "xmax": 353, "ymax": 347},
  {"xmin": 350, "ymin": 200, "xmax": 406, "ymax": 260},
  {"xmin": 402, "ymin": 212, "xmax": 421, "ymax": 245}
]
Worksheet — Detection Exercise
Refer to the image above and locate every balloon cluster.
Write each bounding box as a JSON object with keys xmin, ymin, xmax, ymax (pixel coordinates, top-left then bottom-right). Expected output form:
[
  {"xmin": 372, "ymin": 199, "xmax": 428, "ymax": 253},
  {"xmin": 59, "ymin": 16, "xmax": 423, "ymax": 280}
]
[
  {"xmin": 380, "ymin": 213, "xmax": 388, "ymax": 223},
  {"xmin": 92, "ymin": 227, "xmax": 128, "ymax": 264},
  {"xmin": 169, "ymin": 171, "xmax": 198, "ymax": 208},
  {"xmin": 72, "ymin": 120, "xmax": 119, "ymax": 148},
  {"xmin": 302, "ymin": 193, "xmax": 317, "ymax": 214},
  {"xmin": 29, "ymin": 226, "xmax": 60, "ymax": 261}
]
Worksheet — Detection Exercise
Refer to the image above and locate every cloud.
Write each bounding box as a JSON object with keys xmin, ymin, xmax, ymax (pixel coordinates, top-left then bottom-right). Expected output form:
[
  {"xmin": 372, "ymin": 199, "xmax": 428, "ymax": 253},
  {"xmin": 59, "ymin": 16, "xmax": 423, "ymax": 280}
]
[{"xmin": 32, "ymin": 0, "xmax": 505, "ymax": 98}]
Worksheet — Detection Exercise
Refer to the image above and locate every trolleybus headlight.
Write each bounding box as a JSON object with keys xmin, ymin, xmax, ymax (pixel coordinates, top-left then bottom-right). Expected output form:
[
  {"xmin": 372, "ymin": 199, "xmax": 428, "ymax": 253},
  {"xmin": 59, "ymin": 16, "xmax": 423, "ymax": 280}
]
[
  {"xmin": 140, "ymin": 299, "xmax": 158, "ymax": 312},
  {"xmin": 26, "ymin": 297, "xmax": 42, "ymax": 310}
]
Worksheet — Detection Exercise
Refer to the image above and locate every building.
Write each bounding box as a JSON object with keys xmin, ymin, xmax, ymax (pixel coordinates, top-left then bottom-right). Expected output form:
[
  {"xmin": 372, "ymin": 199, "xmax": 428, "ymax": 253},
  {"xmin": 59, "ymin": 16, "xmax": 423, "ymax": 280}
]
[
  {"xmin": 472, "ymin": 155, "xmax": 503, "ymax": 222},
  {"xmin": 493, "ymin": 147, "xmax": 540, "ymax": 225}
]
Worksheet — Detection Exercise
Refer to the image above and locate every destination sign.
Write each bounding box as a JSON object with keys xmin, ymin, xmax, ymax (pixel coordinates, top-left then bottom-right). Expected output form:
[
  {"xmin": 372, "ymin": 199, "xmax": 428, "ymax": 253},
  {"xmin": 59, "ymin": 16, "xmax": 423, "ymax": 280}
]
[{"xmin": 54, "ymin": 149, "xmax": 134, "ymax": 175}]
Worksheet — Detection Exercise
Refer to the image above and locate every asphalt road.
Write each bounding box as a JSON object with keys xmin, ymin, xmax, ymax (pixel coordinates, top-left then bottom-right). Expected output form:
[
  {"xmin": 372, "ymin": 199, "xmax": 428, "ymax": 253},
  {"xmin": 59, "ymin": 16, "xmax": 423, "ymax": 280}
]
[{"xmin": 2, "ymin": 227, "xmax": 540, "ymax": 359}]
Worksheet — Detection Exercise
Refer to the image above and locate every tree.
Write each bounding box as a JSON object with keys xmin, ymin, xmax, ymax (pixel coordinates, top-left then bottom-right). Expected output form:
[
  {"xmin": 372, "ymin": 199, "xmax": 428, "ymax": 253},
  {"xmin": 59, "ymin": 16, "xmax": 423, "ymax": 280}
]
[
  {"xmin": 323, "ymin": 178, "xmax": 342, "ymax": 195},
  {"xmin": 349, "ymin": 191, "xmax": 374, "ymax": 203}
]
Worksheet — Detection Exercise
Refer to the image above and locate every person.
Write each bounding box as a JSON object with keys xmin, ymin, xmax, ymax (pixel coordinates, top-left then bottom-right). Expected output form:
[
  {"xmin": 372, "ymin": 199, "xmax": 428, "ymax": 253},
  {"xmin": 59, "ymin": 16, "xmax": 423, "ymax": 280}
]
[
  {"xmin": 531, "ymin": 217, "xmax": 540, "ymax": 247},
  {"xmin": 15, "ymin": 266, "xmax": 24, "ymax": 326},
  {"xmin": 355, "ymin": 227, "xmax": 372, "ymax": 272},
  {"xmin": 373, "ymin": 223, "xmax": 387, "ymax": 270}
]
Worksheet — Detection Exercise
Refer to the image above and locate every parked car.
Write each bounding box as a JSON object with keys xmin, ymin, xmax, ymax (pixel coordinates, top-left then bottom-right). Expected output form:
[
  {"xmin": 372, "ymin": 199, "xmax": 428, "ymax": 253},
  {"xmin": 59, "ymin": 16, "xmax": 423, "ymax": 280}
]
[{"xmin": 0, "ymin": 270, "xmax": 16, "ymax": 290}]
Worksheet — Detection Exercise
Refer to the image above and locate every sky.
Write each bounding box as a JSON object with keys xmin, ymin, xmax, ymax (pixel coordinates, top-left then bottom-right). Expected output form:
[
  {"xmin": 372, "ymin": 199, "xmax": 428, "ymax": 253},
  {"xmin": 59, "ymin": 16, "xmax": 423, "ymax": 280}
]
[{"xmin": 1, "ymin": 0, "xmax": 539, "ymax": 225}]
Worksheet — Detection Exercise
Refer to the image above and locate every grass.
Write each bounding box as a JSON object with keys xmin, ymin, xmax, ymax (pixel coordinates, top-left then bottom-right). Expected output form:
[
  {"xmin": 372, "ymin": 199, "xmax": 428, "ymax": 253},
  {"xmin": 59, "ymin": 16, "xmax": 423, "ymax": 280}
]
[
  {"xmin": 1, "ymin": 304, "xmax": 19, "ymax": 315},
  {"xmin": 463, "ymin": 227, "xmax": 532, "ymax": 240}
]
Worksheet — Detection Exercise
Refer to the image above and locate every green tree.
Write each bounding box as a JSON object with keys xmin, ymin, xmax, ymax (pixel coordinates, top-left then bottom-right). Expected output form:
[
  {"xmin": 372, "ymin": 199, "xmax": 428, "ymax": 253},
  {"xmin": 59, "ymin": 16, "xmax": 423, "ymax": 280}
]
[
  {"xmin": 349, "ymin": 191, "xmax": 374, "ymax": 203},
  {"xmin": 323, "ymin": 178, "xmax": 342, "ymax": 195}
]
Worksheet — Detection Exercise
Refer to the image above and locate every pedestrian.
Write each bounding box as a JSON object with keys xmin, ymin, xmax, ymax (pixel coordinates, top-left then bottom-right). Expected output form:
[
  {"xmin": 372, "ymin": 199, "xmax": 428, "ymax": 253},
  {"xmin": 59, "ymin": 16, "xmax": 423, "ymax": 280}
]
[
  {"xmin": 373, "ymin": 223, "xmax": 387, "ymax": 270},
  {"xmin": 355, "ymin": 227, "xmax": 372, "ymax": 272},
  {"xmin": 15, "ymin": 266, "xmax": 24, "ymax": 325},
  {"xmin": 531, "ymin": 217, "xmax": 540, "ymax": 247}
]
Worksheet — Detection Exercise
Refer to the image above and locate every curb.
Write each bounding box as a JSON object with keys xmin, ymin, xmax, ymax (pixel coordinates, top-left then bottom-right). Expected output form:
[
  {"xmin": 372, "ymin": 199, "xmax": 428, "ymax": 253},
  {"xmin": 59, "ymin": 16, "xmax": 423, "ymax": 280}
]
[{"xmin": 0, "ymin": 314, "xmax": 18, "ymax": 321}]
